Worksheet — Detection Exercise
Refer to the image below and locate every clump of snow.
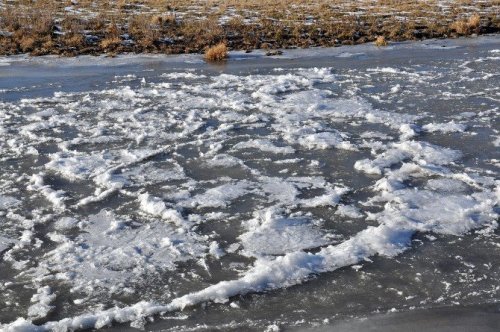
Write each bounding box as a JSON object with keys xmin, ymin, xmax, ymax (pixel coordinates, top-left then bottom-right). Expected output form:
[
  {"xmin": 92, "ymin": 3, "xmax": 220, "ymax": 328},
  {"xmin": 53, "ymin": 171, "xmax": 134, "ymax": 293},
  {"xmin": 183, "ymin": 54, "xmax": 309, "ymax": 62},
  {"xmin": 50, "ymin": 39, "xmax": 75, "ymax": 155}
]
[
  {"xmin": 27, "ymin": 287, "xmax": 56, "ymax": 319},
  {"xmin": 138, "ymin": 193, "xmax": 191, "ymax": 228},
  {"xmin": 182, "ymin": 181, "xmax": 251, "ymax": 208},
  {"xmin": 422, "ymin": 121, "xmax": 467, "ymax": 133},
  {"xmin": 354, "ymin": 140, "xmax": 461, "ymax": 175},
  {"xmin": 233, "ymin": 139, "xmax": 295, "ymax": 154},
  {"xmin": 426, "ymin": 178, "xmax": 469, "ymax": 193},
  {"xmin": 205, "ymin": 154, "xmax": 244, "ymax": 168},
  {"xmin": 399, "ymin": 124, "xmax": 420, "ymax": 140},
  {"xmin": 27, "ymin": 173, "xmax": 66, "ymax": 210},
  {"xmin": 335, "ymin": 204, "xmax": 364, "ymax": 219},
  {"xmin": 239, "ymin": 208, "xmax": 330, "ymax": 256},
  {"xmin": 297, "ymin": 131, "xmax": 352, "ymax": 150},
  {"xmin": 209, "ymin": 241, "xmax": 225, "ymax": 258},
  {"xmin": 300, "ymin": 186, "xmax": 348, "ymax": 208},
  {"xmin": 54, "ymin": 217, "xmax": 79, "ymax": 230}
]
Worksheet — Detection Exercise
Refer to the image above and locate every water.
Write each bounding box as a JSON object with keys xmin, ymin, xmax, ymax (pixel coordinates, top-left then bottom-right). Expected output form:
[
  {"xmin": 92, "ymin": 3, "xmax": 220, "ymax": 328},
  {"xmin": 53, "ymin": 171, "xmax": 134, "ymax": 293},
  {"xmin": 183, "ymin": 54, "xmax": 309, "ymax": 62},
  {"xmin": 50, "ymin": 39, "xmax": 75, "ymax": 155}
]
[{"xmin": 0, "ymin": 36, "xmax": 499, "ymax": 331}]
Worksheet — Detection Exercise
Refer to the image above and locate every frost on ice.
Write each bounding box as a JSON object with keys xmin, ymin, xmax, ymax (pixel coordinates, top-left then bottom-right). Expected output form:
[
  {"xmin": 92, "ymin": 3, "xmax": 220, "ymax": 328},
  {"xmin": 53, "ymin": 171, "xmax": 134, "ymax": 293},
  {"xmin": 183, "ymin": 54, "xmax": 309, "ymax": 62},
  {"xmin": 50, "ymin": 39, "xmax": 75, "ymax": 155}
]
[{"xmin": 0, "ymin": 48, "xmax": 499, "ymax": 331}]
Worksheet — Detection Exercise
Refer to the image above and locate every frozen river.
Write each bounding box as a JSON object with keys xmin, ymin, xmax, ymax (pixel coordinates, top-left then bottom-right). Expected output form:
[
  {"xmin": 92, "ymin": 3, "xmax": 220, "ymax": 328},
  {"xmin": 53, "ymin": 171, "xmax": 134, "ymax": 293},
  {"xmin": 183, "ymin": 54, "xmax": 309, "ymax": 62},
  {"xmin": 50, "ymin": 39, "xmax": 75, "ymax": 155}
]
[{"xmin": 0, "ymin": 36, "xmax": 499, "ymax": 331}]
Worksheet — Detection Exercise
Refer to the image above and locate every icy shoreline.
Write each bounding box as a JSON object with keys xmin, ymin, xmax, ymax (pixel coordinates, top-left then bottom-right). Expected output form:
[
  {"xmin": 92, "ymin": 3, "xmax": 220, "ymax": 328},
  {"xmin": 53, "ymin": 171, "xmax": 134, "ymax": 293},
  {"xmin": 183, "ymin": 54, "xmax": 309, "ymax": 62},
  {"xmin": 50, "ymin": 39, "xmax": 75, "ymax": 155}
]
[{"xmin": 1, "ymin": 35, "xmax": 499, "ymax": 68}]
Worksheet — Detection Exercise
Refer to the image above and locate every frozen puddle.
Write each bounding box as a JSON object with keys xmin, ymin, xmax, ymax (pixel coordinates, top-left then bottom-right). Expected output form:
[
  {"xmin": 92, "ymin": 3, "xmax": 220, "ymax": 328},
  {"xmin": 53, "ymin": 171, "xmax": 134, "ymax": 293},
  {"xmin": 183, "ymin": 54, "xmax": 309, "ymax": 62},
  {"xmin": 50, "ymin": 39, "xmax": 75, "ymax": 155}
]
[{"xmin": 1, "ymin": 37, "xmax": 499, "ymax": 331}]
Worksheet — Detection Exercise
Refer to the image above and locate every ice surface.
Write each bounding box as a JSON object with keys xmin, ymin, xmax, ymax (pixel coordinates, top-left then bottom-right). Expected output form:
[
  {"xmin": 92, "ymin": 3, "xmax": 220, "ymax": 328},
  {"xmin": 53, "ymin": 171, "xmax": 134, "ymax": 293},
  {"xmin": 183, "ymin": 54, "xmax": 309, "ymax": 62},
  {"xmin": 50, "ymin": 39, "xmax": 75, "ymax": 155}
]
[
  {"xmin": 184, "ymin": 182, "xmax": 251, "ymax": 208},
  {"xmin": 28, "ymin": 211, "xmax": 208, "ymax": 297},
  {"xmin": 422, "ymin": 121, "xmax": 467, "ymax": 133},
  {"xmin": 0, "ymin": 236, "xmax": 15, "ymax": 254},
  {"xmin": 27, "ymin": 287, "xmax": 55, "ymax": 319},
  {"xmin": 1, "ymin": 38, "xmax": 499, "ymax": 331},
  {"xmin": 239, "ymin": 208, "xmax": 332, "ymax": 256},
  {"xmin": 0, "ymin": 195, "xmax": 20, "ymax": 210}
]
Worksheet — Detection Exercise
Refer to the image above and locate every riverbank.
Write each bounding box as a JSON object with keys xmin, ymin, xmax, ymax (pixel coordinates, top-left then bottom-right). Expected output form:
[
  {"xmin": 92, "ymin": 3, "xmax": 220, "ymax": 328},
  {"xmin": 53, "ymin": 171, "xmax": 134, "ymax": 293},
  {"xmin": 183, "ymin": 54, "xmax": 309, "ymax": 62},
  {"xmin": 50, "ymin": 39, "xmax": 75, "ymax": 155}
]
[{"xmin": 0, "ymin": 0, "xmax": 499, "ymax": 56}]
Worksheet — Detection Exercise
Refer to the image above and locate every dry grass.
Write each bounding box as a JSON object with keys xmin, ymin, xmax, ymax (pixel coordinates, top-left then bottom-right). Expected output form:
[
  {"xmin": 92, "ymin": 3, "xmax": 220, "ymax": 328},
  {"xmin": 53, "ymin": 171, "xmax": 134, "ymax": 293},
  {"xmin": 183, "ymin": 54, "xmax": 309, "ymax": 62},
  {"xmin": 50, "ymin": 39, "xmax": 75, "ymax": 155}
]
[
  {"xmin": 19, "ymin": 36, "xmax": 37, "ymax": 52},
  {"xmin": 374, "ymin": 36, "xmax": 388, "ymax": 47},
  {"xmin": 451, "ymin": 14, "xmax": 482, "ymax": 35},
  {"xmin": 64, "ymin": 34, "xmax": 85, "ymax": 48},
  {"xmin": 204, "ymin": 42, "xmax": 228, "ymax": 62},
  {"xmin": 450, "ymin": 20, "xmax": 470, "ymax": 35},
  {"xmin": 468, "ymin": 14, "xmax": 481, "ymax": 29},
  {"xmin": 0, "ymin": 1, "xmax": 498, "ymax": 56},
  {"xmin": 100, "ymin": 36, "xmax": 122, "ymax": 50}
]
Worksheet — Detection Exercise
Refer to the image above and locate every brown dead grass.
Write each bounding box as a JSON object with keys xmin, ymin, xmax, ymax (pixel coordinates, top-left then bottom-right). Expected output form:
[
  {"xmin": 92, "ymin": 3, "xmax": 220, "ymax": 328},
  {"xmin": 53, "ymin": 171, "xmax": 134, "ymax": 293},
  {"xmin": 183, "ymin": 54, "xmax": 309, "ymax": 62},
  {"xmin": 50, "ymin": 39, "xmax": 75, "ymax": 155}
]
[
  {"xmin": 19, "ymin": 36, "xmax": 37, "ymax": 52},
  {"xmin": 374, "ymin": 36, "xmax": 388, "ymax": 47},
  {"xmin": 100, "ymin": 36, "xmax": 122, "ymax": 50},
  {"xmin": 204, "ymin": 42, "xmax": 228, "ymax": 62},
  {"xmin": 0, "ymin": 1, "xmax": 498, "ymax": 56},
  {"xmin": 451, "ymin": 14, "xmax": 482, "ymax": 35},
  {"xmin": 468, "ymin": 14, "xmax": 481, "ymax": 29},
  {"xmin": 64, "ymin": 34, "xmax": 85, "ymax": 48},
  {"xmin": 451, "ymin": 20, "xmax": 470, "ymax": 35}
]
